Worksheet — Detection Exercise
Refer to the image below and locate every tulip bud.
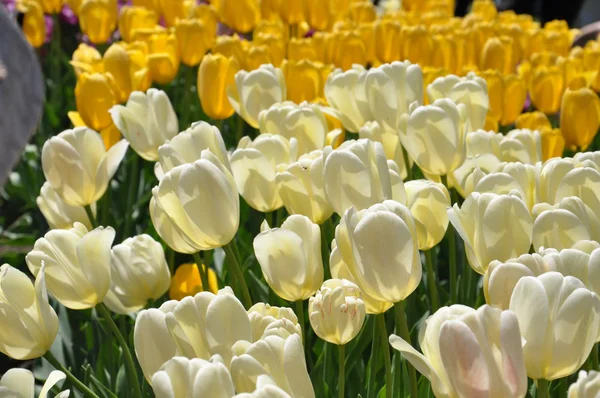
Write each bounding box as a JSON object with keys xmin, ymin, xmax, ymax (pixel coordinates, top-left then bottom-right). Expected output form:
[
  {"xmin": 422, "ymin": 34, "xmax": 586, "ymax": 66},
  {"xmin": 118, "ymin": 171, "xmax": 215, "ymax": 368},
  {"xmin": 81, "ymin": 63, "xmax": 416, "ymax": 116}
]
[
  {"xmin": 498, "ymin": 129, "xmax": 543, "ymax": 164},
  {"xmin": 169, "ymin": 263, "xmax": 218, "ymax": 300},
  {"xmin": 254, "ymin": 215, "xmax": 324, "ymax": 301},
  {"xmin": 287, "ymin": 38, "xmax": 319, "ymax": 63},
  {"xmin": 359, "ymin": 121, "xmax": 410, "ymax": 180},
  {"xmin": 247, "ymin": 303, "xmax": 301, "ymax": 341},
  {"xmin": 37, "ymin": 182, "xmax": 96, "ymax": 230},
  {"xmin": 217, "ymin": 0, "xmax": 259, "ymax": 33},
  {"xmin": 331, "ymin": 31, "xmax": 367, "ymax": 71},
  {"xmin": 70, "ymin": 43, "xmax": 103, "ymax": 77},
  {"xmin": 147, "ymin": 31, "xmax": 180, "ymax": 85},
  {"xmin": 175, "ymin": 18, "xmax": 211, "ymax": 67},
  {"xmin": 450, "ymin": 153, "xmax": 502, "ymax": 198},
  {"xmin": 155, "ymin": 121, "xmax": 229, "ymax": 179},
  {"xmin": 227, "ymin": 64, "xmax": 287, "ymax": 128},
  {"xmin": 324, "ymin": 65, "xmax": 372, "ymax": 133},
  {"xmin": 482, "ymin": 70, "xmax": 527, "ymax": 127},
  {"xmin": 560, "ymin": 87, "xmax": 600, "ymax": 151},
  {"xmin": 244, "ymin": 44, "xmax": 273, "ymax": 71},
  {"xmin": 41, "ymin": 127, "xmax": 128, "ymax": 207},
  {"xmin": 110, "ymin": 88, "xmax": 178, "ymax": 161},
  {"xmin": 79, "ymin": 0, "xmax": 118, "ymax": 44},
  {"xmin": 213, "ymin": 34, "xmax": 245, "ymax": 67},
  {"xmin": 197, "ymin": 54, "xmax": 239, "ymax": 120},
  {"xmin": 530, "ymin": 65, "xmax": 564, "ymax": 114},
  {"xmin": 372, "ymin": 20, "xmax": 401, "ymax": 63},
  {"xmin": 515, "ymin": 111, "xmax": 552, "ymax": 131},
  {"xmin": 0, "ymin": 264, "xmax": 59, "ymax": 360},
  {"xmin": 75, "ymin": 72, "xmax": 119, "ymax": 131},
  {"xmin": 308, "ymin": 279, "xmax": 366, "ymax": 346},
  {"xmin": 102, "ymin": 234, "xmax": 171, "ymax": 315},
  {"xmin": 0, "ymin": 368, "xmax": 68, "ymax": 397},
  {"xmin": 510, "ymin": 272, "xmax": 600, "ymax": 380},
  {"xmin": 18, "ymin": 0, "xmax": 46, "ymax": 48},
  {"xmin": 405, "ymin": 180, "xmax": 450, "ymax": 250},
  {"xmin": 281, "ymin": 59, "xmax": 331, "ymax": 104},
  {"xmin": 448, "ymin": 192, "xmax": 533, "ymax": 274},
  {"xmin": 389, "ymin": 305, "xmax": 527, "ymax": 398},
  {"xmin": 102, "ymin": 43, "xmax": 151, "ymax": 103},
  {"xmin": 569, "ymin": 371, "xmax": 600, "ymax": 398},
  {"xmin": 323, "ymin": 139, "xmax": 392, "ymax": 216},
  {"xmin": 26, "ymin": 223, "xmax": 115, "ymax": 309},
  {"xmin": 254, "ymin": 33, "xmax": 285, "ymax": 67},
  {"xmin": 305, "ymin": 0, "xmax": 331, "ymax": 31},
  {"xmin": 118, "ymin": 6, "xmax": 157, "ymax": 43},
  {"xmin": 150, "ymin": 150, "xmax": 239, "ymax": 253},
  {"xmin": 473, "ymin": 161, "xmax": 538, "ymax": 210}
]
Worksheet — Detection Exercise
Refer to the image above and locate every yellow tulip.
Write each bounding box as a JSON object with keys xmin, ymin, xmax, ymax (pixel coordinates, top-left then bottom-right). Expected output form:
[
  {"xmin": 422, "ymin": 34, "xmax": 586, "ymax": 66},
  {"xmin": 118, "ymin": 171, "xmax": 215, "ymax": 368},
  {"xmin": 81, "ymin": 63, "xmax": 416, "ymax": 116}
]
[
  {"xmin": 544, "ymin": 28, "xmax": 571, "ymax": 57},
  {"xmin": 147, "ymin": 31, "xmax": 180, "ymax": 84},
  {"xmin": 175, "ymin": 19, "xmax": 211, "ymax": 67},
  {"xmin": 558, "ymin": 56, "xmax": 585, "ymax": 88},
  {"xmin": 259, "ymin": 0, "xmax": 281, "ymax": 21},
  {"xmin": 502, "ymin": 74, "xmax": 528, "ymax": 125},
  {"xmin": 188, "ymin": 4, "xmax": 218, "ymax": 42},
  {"xmin": 471, "ymin": 0, "xmax": 497, "ymax": 21},
  {"xmin": 70, "ymin": 43, "xmax": 103, "ymax": 76},
  {"xmin": 213, "ymin": 34, "xmax": 245, "ymax": 67},
  {"xmin": 349, "ymin": 1, "xmax": 375, "ymax": 23},
  {"xmin": 539, "ymin": 127, "xmax": 565, "ymax": 161},
  {"xmin": 281, "ymin": 59, "xmax": 327, "ymax": 103},
  {"xmin": 217, "ymin": 0, "xmax": 259, "ymax": 33},
  {"xmin": 560, "ymin": 87, "xmax": 600, "ymax": 151},
  {"xmin": 374, "ymin": 19, "xmax": 402, "ymax": 64},
  {"xmin": 480, "ymin": 36, "xmax": 516, "ymax": 75},
  {"xmin": 75, "ymin": 72, "xmax": 118, "ymax": 131},
  {"xmin": 197, "ymin": 53, "xmax": 240, "ymax": 120},
  {"xmin": 305, "ymin": 0, "xmax": 331, "ymax": 31},
  {"xmin": 19, "ymin": 1, "xmax": 46, "ymax": 48},
  {"xmin": 530, "ymin": 65, "xmax": 564, "ymax": 114},
  {"xmin": 402, "ymin": 25, "xmax": 432, "ymax": 66},
  {"xmin": 531, "ymin": 51, "xmax": 558, "ymax": 68},
  {"xmin": 515, "ymin": 111, "xmax": 552, "ymax": 131},
  {"xmin": 453, "ymin": 30, "xmax": 477, "ymax": 73},
  {"xmin": 118, "ymin": 6, "xmax": 157, "ymax": 43},
  {"xmin": 313, "ymin": 31, "xmax": 336, "ymax": 64},
  {"xmin": 38, "ymin": 0, "xmax": 63, "ymax": 14},
  {"xmin": 155, "ymin": 0, "xmax": 185, "ymax": 27},
  {"xmin": 356, "ymin": 22, "xmax": 376, "ymax": 64},
  {"xmin": 254, "ymin": 33, "xmax": 285, "ymax": 66},
  {"xmin": 422, "ymin": 67, "xmax": 446, "ymax": 104},
  {"xmin": 244, "ymin": 44, "xmax": 272, "ymax": 71},
  {"xmin": 169, "ymin": 263, "xmax": 219, "ymax": 301},
  {"xmin": 79, "ymin": 0, "xmax": 118, "ymax": 45},
  {"xmin": 103, "ymin": 42, "xmax": 150, "ymax": 103},
  {"xmin": 65, "ymin": 0, "xmax": 83, "ymax": 14},
  {"xmin": 430, "ymin": 34, "xmax": 456, "ymax": 72},
  {"xmin": 331, "ymin": 31, "xmax": 367, "ymax": 70},
  {"xmin": 121, "ymin": 41, "xmax": 153, "ymax": 92},
  {"xmin": 278, "ymin": 0, "xmax": 303, "ymax": 25},
  {"xmin": 288, "ymin": 37, "xmax": 318, "ymax": 62},
  {"xmin": 254, "ymin": 19, "xmax": 287, "ymax": 39},
  {"xmin": 132, "ymin": 0, "xmax": 159, "ymax": 13}
]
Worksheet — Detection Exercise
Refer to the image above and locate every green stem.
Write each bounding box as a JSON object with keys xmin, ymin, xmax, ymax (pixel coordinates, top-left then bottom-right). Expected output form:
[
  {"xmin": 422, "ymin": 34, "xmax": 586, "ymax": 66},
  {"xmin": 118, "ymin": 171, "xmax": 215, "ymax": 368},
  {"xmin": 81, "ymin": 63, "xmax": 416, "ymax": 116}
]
[
  {"xmin": 192, "ymin": 252, "xmax": 210, "ymax": 293},
  {"xmin": 424, "ymin": 250, "xmax": 440, "ymax": 311},
  {"xmin": 394, "ymin": 302, "xmax": 418, "ymax": 398},
  {"xmin": 537, "ymin": 379, "xmax": 550, "ymax": 398},
  {"xmin": 338, "ymin": 344, "xmax": 346, "ymax": 398},
  {"xmin": 442, "ymin": 175, "xmax": 458, "ymax": 304},
  {"xmin": 168, "ymin": 248, "xmax": 175, "ymax": 276},
  {"xmin": 367, "ymin": 316, "xmax": 380, "ymax": 398},
  {"xmin": 320, "ymin": 222, "xmax": 331, "ymax": 280},
  {"xmin": 236, "ymin": 114, "xmax": 244, "ymax": 144},
  {"xmin": 123, "ymin": 155, "xmax": 140, "ymax": 239},
  {"xmin": 182, "ymin": 66, "xmax": 195, "ymax": 127},
  {"xmin": 44, "ymin": 351, "xmax": 100, "ymax": 398},
  {"xmin": 376, "ymin": 314, "xmax": 392, "ymax": 398},
  {"xmin": 96, "ymin": 304, "xmax": 142, "ymax": 398},
  {"xmin": 223, "ymin": 240, "xmax": 252, "ymax": 308},
  {"xmin": 593, "ymin": 343, "xmax": 599, "ymax": 370},
  {"xmin": 402, "ymin": 145, "xmax": 412, "ymax": 181},
  {"xmin": 84, "ymin": 205, "xmax": 98, "ymax": 229},
  {"xmin": 296, "ymin": 300, "xmax": 306, "ymax": 344}
]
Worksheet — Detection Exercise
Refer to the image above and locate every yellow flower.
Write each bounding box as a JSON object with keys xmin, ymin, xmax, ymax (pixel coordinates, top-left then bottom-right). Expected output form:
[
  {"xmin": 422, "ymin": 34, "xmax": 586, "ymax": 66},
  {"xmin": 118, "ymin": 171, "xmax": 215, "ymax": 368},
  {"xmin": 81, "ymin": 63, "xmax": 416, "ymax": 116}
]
[
  {"xmin": 539, "ymin": 127, "xmax": 565, "ymax": 161},
  {"xmin": 515, "ymin": 111, "xmax": 552, "ymax": 131},
  {"xmin": 454, "ymin": 30, "xmax": 477, "ymax": 73},
  {"xmin": 305, "ymin": 0, "xmax": 331, "ymax": 31},
  {"xmin": 278, "ymin": 0, "xmax": 304, "ymax": 25},
  {"xmin": 480, "ymin": 36, "xmax": 516, "ymax": 75},
  {"xmin": 402, "ymin": 25, "xmax": 432, "ymax": 66},
  {"xmin": 102, "ymin": 42, "xmax": 150, "ymax": 103},
  {"xmin": 244, "ymin": 44, "xmax": 272, "ymax": 71},
  {"xmin": 65, "ymin": 0, "xmax": 83, "ymax": 14},
  {"xmin": 75, "ymin": 72, "xmax": 118, "ymax": 131},
  {"xmin": 156, "ymin": 0, "xmax": 185, "ymax": 27},
  {"xmin": 529, "ymin": 65, "xmax": 564, "ymax": 114},
  {"xmin": 560, "ymin": 87, "xmax": 600, "ymax": 150},
  {"xmin": 213, "ymin": 34, "xmax": 245, "ymax": 67},
  {"xmin": 188, "ymin": 4, "xmax": 218, "ymax": 44},
  {"xmin": 147, "ymin": 31, "xmax": 180, "ymax": 84},
  {"xmin": 197, "ymin": 53, "xmax": 240, "ymax": 120},
  {"xmin": 132, "ymin": 0, "xmax": 159, "ymax": 13},
  {"xmin": 281, "ymin": 59, "xmax": 325, "ymax": 104},
  {"xmin": 288, "ymin": 37, "xmax": 319, "ymax": 62},
  {"xmin": 430, "ymin": 34, "xmax": 456, "ymax": 73},
  {"xmin": 374, "ymin": 19, "xmax": 401, "ymax": 64},
  {"xmin": 349, "ymin": 1, "xmax": 376, "ymax": 23},
  {"xmin": 259, "ymin": 0, "xmax": 281, "ymax": 21},
  {"xmin": 486, "ymin": 72, "xmax": 527, "ymax": 126},
  {"xmin": 254, "ymin": 19, "xmax": 287, "ymax": 39},
  {"xmin": 39, "ymin": 0, "xmax": 63, "ymax": 14},
  {"xmin": 79, "ymin": 0, "xmax": 118, "ymax": 45},
  {"xmin": 18, "ymin": 0, "xmax": 46, "ymax": 48},
  {"xmin": 331, "ymin": 31, "xmax": 366, "ymax": 70},
  {"xmin": 217, "ymin": 0, "xmax": 259, "ymax": 33},
  {"xmin": 175, "ymin": 18, "xmax": 211, "ymax": 67},
  {"xmin": 100, "ymin": 122, "xmax": 123, "ymax": 150},
  {"xmin": 471, "ymin": 0, "xmax": 497, "ymax": 21},
  {"xmin": 254, "ymin": 33, "xmax": 285, "ymax": 66},
  {"xmin": 169, "ymin": 263, "xmax": 219, "ymax": 301},
  {"xmin": 356, "ymin": 22, "xmax": 376, "ymax": 64},
  {"xmin": 70, "ymin": 43, "xmax": 103, "ymax": 76},
  {"xmin": 118, "ymin": 6, "xmax": 157, "ymax": 43}
]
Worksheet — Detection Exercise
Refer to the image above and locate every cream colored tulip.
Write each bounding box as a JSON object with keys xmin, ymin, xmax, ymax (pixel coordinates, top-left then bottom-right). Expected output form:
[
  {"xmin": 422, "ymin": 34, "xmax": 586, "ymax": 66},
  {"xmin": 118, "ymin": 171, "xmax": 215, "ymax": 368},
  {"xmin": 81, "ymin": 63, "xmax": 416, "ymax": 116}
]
[
  {"xmin": 405, "ymin": 180, "xmax": 450, "ymax": 250},
  {"xmin": 37, "ymin": 182, "xmax": 96, "ymax": 230},
  {"xmin": 259, "ymin": 102, "xmax": 328, "ymax": 155},
  {"xmin": 323, "ymin": 139, "xmax": 393, "ymax": 216},
  {"xmin": 155, "ymin": 121, "xmax": 230, "ymax": 180},
  {"xmin": 498, "ymin": 129, "xmax": 543, "ymax": 164},
  {"xmin": 569, "ymin": 370, "xmax": 600, "ymax": 398},
  {"xmin": 387, "ymin": 159, "xmax": 407, "ymax": 204},
  {"xmin": 509, "ymin": 272, "xmax": 600, "ymax": 380},
  {"xmin": 427, "ymin": 72, "xmax": 489, "ymax": 130},
  {"xmin": 234, "ymin": 375, "xmax": 294, "ymax": 398},
  {"xmin": 230, "ymin": 134, "xmax": 296, "ymax": 212},
  {"xmin": 448, "ymin": 192, "xmax": 533, "ymax": 274},
  {"xmin": 449, "ymin": 153, "xmax": 502, "ymax": 199},
  {"xmin": 574, "ymin": 151, "xmax": 600, "ymax": 170},
  {"xmin": 390, "ymin": 305, "xmax": 527, "ymax": 398},
  {"xmin": 0, "ymin": 368, "xmax": 69, "ymax": 398},
  {"xmin": 103, "ymin": 234, "xmax": 171, "ymax": 314},
  {"xmin": 26, "ymin": 223, "xmax": 115, "ymax": 310},
  {"xmin": 253, "ymin": 215, "xmax": 323, "ymax": 302},
  {"xmin": 465, "ymin": 129, "xmax": 502, "ymax": 158},
  {"xmin": 551, "ymin": 166, "xmax": 600, "ymax": 220},
  {"xmin": 150, "ymin": 150, "xmax": 239, "ymax": 253},
  {"xmin": 538, "ymin": 157, "xmax": 580, "ymax": 204},
  {"xmin": 247, "ymin": 303, "xmax": 301, "ymax": 342},
  {"xmin": 275, "ymin": 150, "xmax": 333, "ymax": 224},
  {"xmin": 227, "ymin": 64, "xmax": 287, "ymax": 128},
  {"xmin": 398, "ymin": 99, "xmax": 468, "ymax": 177},
  {"xmin": 324, "ymin": 65, "xmax": 372, "ymax": 133},
  {"xmin": 41, "ymin": 127, "xmax": 128, "ymax": 207},
  {"xmin": 0, "ymin": 264, "xmax": 58, "ymax": 360},
  {"xmin": 308, "ymin": 279, "xmax": 366, "ymax": 345},
  {"xmin": 472, "ymin": 162, "xmax": 538, "ymax": 210},
  {"xmin": 359, "ymin": 121, "xmax": 409, "ymax": 180},
  {"xmin": 110, "ymin": 88, "xmax": 178, "ymax": 161},
  {"xmin": 335, "ymin": 200, "xmax": 421, "ymax": 303}
]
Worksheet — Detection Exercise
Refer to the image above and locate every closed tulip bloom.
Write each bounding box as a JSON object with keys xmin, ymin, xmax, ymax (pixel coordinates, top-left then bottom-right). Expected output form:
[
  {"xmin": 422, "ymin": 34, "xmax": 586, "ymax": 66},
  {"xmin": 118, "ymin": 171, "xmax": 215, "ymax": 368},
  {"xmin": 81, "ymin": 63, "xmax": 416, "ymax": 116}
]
[
  {"xmin": 448, "ymin": 192, "xmax": 532, "ymax": 274},
  {"xmin": 41, "ymin": 127, "xmax": 128, "ymax": 207},
  {"xmin": 324, "ymin": 65, "xmax": 371, "ymax": 133},
  {"xmin": 189, "ymin": 3, "xmax": 218, "ymax": 43},
  {"xmin": 247, "ymin": 303, "xmax": 301, "ymax": 341},
  {"xmin": 530, "ymin": 65, "xmax": 564, "ymax": 114},
  {"xmin": 550, "ymin": 166, "xmax": 600, "ymax": 219},
  {"xmin": 278, "ymin": 0, "xmax": 303, "ymax": 25},
  {"xmin": 308, "ymin": 279, "xmax": 365, "ymax": 345},
  {"xmin": 0, "ymin": 368, "xmax": 69, "ymax": 398},
  {"xmin": 402, "ymin": 25, "xmax": 432, "ymax": 67},
  {"xmin": 473, "ymin": 162, "xmax": 538, "ymax": 210},
  {"xmin": 169, "ymin": 263, "xmax": 219, "ymax": 300},
  {"xmin": 198, "ymin": 54, "xmax": 239, "ymax": 120},
  {"xmin": 374, "ymin": 20, "xmax": 402, "ymax": 64},
  {"xmin": 148, "ymin": 31, "xmax": 180, "ymax": 85},
  {"xmin": 305, "ymin": 0, "xmax": 330, "ymax": 31},
  {"xmin": 79, "ymin": 0, "xmax": 118, "ymax": 44},
  {"xmin": 156, "ymin": 0, "xmax": 185, "ymax": 27},
  {"xmin": 118, "ymin": 6, "xmax": 157, "ymax": 43},
  {"xmin": 569, "ymin": 371, "xmax": 600, "ymax": 398},
  {"xmin": 213, "ymin": 34, "xmax": 245, "ymax": 67},
  {"xmin": 485, "ymin": 71, "xmax": 527, "ymax": 126},
  {"xmin": 132, "ymin": 0, "xmax": 159, "ymax": 12},
  {"xmin": 0, "ymin": 264, "xmax": 58, "ymax": 360},
  {"xmin": 281, "ymin": 60, "xmax": 325, "ymax": 104},
  {"xmin": 70, "ymin": 43, "xmax": 103, "ymax": 77},
  {"xmin": 480, "ymin": 36, "xmax": 517, "ymax": 75},
  {"xmin": 359, "ymin": 121, "xmax": 410, "ymax": 180},
  {"xmin": 287, "ymin": 38, "xmax": 319, "ymax": 63},
  {"xmin": 26, "ymin": 223, "xmax": 115, "ymax": 309},
  {"xmin": 254, "ymin": 34, "xmax": 285, "ymax": 67},
  {"xmin": 217, "ymin": 0, "xmax": 259, "ymax": 33},
  {"xmin": 539, "ymin": 127, "xmax": 565, "ymax": 161},
  {"xmin": 560, "ymin": 87, "xmax": 600, "ymax": 151},
  {"xmin": 331, "ymin": 31, "xmax": 367, "ymax": 71},
  {"xmin": 389, "ymin": 305, "xmax": 527, "ymax": 398},
  {"xmin": 103, "ymin": 234, "xmax": 171, "ymax": 315},
  {"xmin": 449, "ymin": 153, "xmax": 502, "ymax": 199},
  {"xmin": 227, "ymin": 64, "xmax": 287, "ymax": 128},
  {"xmin": 323, "ymin": 139, "xmax": 392, "ymax": 216},
  {"xmin": 259, "ymin": 0, "xmax": 281, "ymax": 21},
  {"xmin": 510, "ymin": 272, "xmax": 600, "ymax": 380},
  {"xmin": 150, "ymin": 150, "xmax": 239, "ymax": 253},
  {"xmin": 75, "ymin": 72, "xmax": 118, "ymax": 131},
  {"xmin": 405, "ymin": 180, "xmax": 450, "ymax": 250},
  {"xmin": 498, "ymin": 129, "xmax": 543, "ymax": 164},
  {"xmin": 175, "ymin": 18, "xmax": 211, "ymax": 67},
  {"xmin": 349, "ymin": 1, "xmax": 375, "ymax": 23},
  {"xmin": 103, "ymin": 43, "xmax": 151, "ymax": 103},
  {"xmin": 110, "ymin": 88, "xmax": 178, "ymax": 161},
  {"xmin": 37, "ymin": 182, "xmax": 96, "ymax": 230},
  {"xmin": 244, "ymin": 44, "xmax": 272, "ymax": 71},
  {"xmin": 18, "ymin": 0, "xmax": 45, "ymax": 48},
  {"xmin": 515, "ymin": 111, "xmax": 552, "ymax": 131},
  {"xmin": 465, "ymin": 129, "xmax": 502, "ymax": 158}
]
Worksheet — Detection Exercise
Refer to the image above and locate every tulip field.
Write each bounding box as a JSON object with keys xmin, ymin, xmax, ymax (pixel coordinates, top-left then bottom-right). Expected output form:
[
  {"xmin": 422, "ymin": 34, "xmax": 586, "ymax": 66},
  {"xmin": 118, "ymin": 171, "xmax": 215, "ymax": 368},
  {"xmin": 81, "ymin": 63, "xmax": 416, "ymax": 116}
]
[{"xmin": 3, "ymin": 0, "xmax": 600, "ymax": 397}]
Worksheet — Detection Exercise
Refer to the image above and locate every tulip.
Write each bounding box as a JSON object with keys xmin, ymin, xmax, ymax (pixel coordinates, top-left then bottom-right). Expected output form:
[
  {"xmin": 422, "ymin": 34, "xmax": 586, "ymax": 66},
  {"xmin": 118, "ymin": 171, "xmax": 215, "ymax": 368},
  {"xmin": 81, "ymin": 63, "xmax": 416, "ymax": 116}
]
[
  {"xmin": 357, "ymin": 22, "xmax": 376, "ymax": 64},
  {"xmin": 529, "ymin": 65, "xmax": 564, "ymax": 114},
  {"xmin": 560, "ymin": 87, "xmax": 600, "ymax": 151},
  {"xmin": 389, "ymin": 305, "xmax": 527, "ymax": 398},
  {"xmin": 473, "ymin": 161, "xmax": 538, "ymax": 210},
  {"xmin": 155, "ymin": 121, "xmax": 229, "ymax": 179},
  {"xmin": 349, "ymin": 1, "xmax": 375, "ymax": 23},
  {"xmin": 103, "ymin": 234, "xmax": 171, "ymax": 315},
  {"xmin": 175, "ymin": 18, "xmax": 212, "ymax": 67},
  {"xmin": 247, "ymin": 303, "xmax": 301, "ymax": 341},
  {"xmin": 335, "ymin": 200, "xmax": 421, "ymax": 303},
  {"xmin": 79, "ymin": 0, "xmax": 118, "ymax": 44},
  {"xmin": 405, "ymin": 180, "xmax": 450, "ymax": 250},
  {"xmin": 510, "ymin": 272, "xmax": 600, "ymax": 380},
  {"xmin": 430, "ymin": 34, "xmax": 456, "ymax": 74},
  {"xmin": 324, "ymin": 65, "xmax": 371, "ymax": 133},
  {"xmin": 18, "ymin": 0, "xmax": 46, "ymax": 48},
  {"xmin": 132, "ymin": 0, "xmax": 159, "ymax": 13},
  {"xmin": 147, "ymin": 31, "xmax": 180, "ymax": 85},
  {"xmin": 259, "ymin": 0, "xmax": 280, "ymax": 21},
  {"xmin": 37, "ymin": 182, "xmax": 96, "ymax": 230},
  {"xmin": 398, "ymin": 98, "xmax": 468, "ymax": 177},
  {"xmin": 0, "ymin": 368, "xmax": 68, "ymax": 397},
  {"xmin": 537, "ymin": 157, "xmax": 579, "ymax": 204},
  {"xmin": 482, "ymin": 71, "xmax": 527, "ymax": 126},
  {"xmin": 103, "ymin": 43, "xmax": 152, "ymax": 103},
  {"xmin": 110, "ymin": 88, "xmax": 178, "ymax": 161},
  {"xmin": 287, "ymin": 38, "xmax": 319, "ymax": 63},
  {"xmin": 169, "ymin": 263, "xmax": 219, "ymax": 300},
  {"xmin": 402, "ymin": 25, "xmax": 432, "ymax": 67},
  {"xmin": 213, "ymin": 34, "xmax": 246, "ymax": 67},
  {"xmin": 550, "ymin": 166, "xmax": 600, "ymax": 219},
  {"xmin": 499, "ymin": 129, "xmax": 543, "ymax": 164},
  {"xmin": 75, "ymin": 72, "xmax": 118, "ymax": 131},
  {"xmin": 480, "ymin": 36, "xmax": 517, "ymax": 75},
  {"xmin": 323, "ymin": 139, "xmax": 392, "ymax": 216},
  {"xmin": 305, "ymin": 0, "xmax": 331, "ymax": 31},
  {"xmin": 465, "ymin": 129, "xmax": 502, "ymax": 158},
  {"xmin": 0, "ymin": 264, "xmax": 58, "ymax": 360},
  {"xmin": 281, "ymin": 60, "xmax": 327, "ymax": 104},
  {"xmin": 217, "ymin": 0, "xmax": 259, "ymax": 33},
  {"xmin": 515, "ymin": 111, "xmax": 552, "ymax": 131},
  {"xmin": 41, "ymin": 127, "xmax": 128, "ymax": 207},
  {"xmin": 331, "ymin": 31, "xmax": 367, "ymax": 71},
  {"xmin": 227, "ymin": 64, "xmax": 287, "ymax": 128},
  {"xmin": 569, "ymin": 371, "xmax": 600, "ymax": 398},
  {"xmin": 359, "ymin": 121, "xmax": 410, "ymax": 180},
  {"xmin": 448, "ymin": 192, "xmax": 532, "ymax": 274},
  {"xmin": 70, "ymin": 43, "xmax": 103, "ymax": 77},
  {"xmin": 254, "ymin": 215, "xmax": 324, "ymax": 301},
  {"xmin": 449, "ymin": 153, "xmax": 502, "ymax": 199},
  {"xmin": 197, "ymin": 54, "xmax": 239, "ymax": 120},
  {"xmin": 155, "ymin": 0, "xmax": 185, "ymax": 27},
  {"xmin": 118, "ymin": 6, "xmax": 157, "ymax": 43},
  {"xmin": 150, "ymin": 150, "xmax": 239, "ymax": 253},
  {"xmin": 254, "ymin": 33, "xmax": 286, "ymax": 67},
  {"xmin": 243, "ymin": 44, "xmax": 272, "ymax": 71},
  {"xmin": 277, "ymin": 0, "xmax": 303, "ymax": 25},
  {"xmin": 539, "ymin": 127, "xmax": 565, "ymax": 161},
  {"xmin": 26, "ymin": 223, "xmax": 115, "ymax": 309}
]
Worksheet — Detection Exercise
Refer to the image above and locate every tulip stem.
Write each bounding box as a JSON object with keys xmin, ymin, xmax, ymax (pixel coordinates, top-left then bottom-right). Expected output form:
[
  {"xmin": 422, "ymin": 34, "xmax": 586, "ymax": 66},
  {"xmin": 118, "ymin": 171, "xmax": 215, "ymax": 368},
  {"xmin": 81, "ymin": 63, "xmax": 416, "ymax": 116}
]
[
  {"xmin": 424, "ymin": 249, "xmax": 440, "ymax": 311},
  {"xmin": 376, "ymin": 314, "xmax": 392, "ymax": 398},
  {"xmin": 366, "ymin": 316, "xmax": 380, "ymax": 398},
  {"xmin": 394, "ymin": 301, "xmax": 418, "ymax": 398},
  {"xmin": 441, "ymin": 174, "xmax": 458, "ymax": 304},
  {"xmin": 593, "ymin": 343, "xmax": 599, "ymax": 370},
  {"xmin": 123, "ymin": 155, "xmax": 140, "ymax": 239},
  {"xmin": 402, "ymin": 146, "xmax": 412, "ymax": 181},
  {"xmin": 96, "ymin": 303, "xmax": 143, "ymax": 398},
  {"xmin": 338, "ymin": 344, "xmax": 346, "ymax": 398},
  {"xmin": 84, "ymin": 205, "xmax": 98, "ymax": 229},
  {"xmin": 536, "ymin": 379, "xmax": 550, "ymax": 398},
  {"xmin": 192, "ymin": 252, "xmax": 210, "ymax": 293},
  {"xmin": 236, "ymin": 115, "xmax": 244, "ymax": 144},
  {"xmin": 223, "ymin": 241, "xmax": 253, "ymax": 308},
  {"xmin": 44, "ymin": 351, "xmax": 100, "ymax": 398},
  {"xmin": 295, "ymin": 300, "xmax": 306, "ymax": 344}
]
